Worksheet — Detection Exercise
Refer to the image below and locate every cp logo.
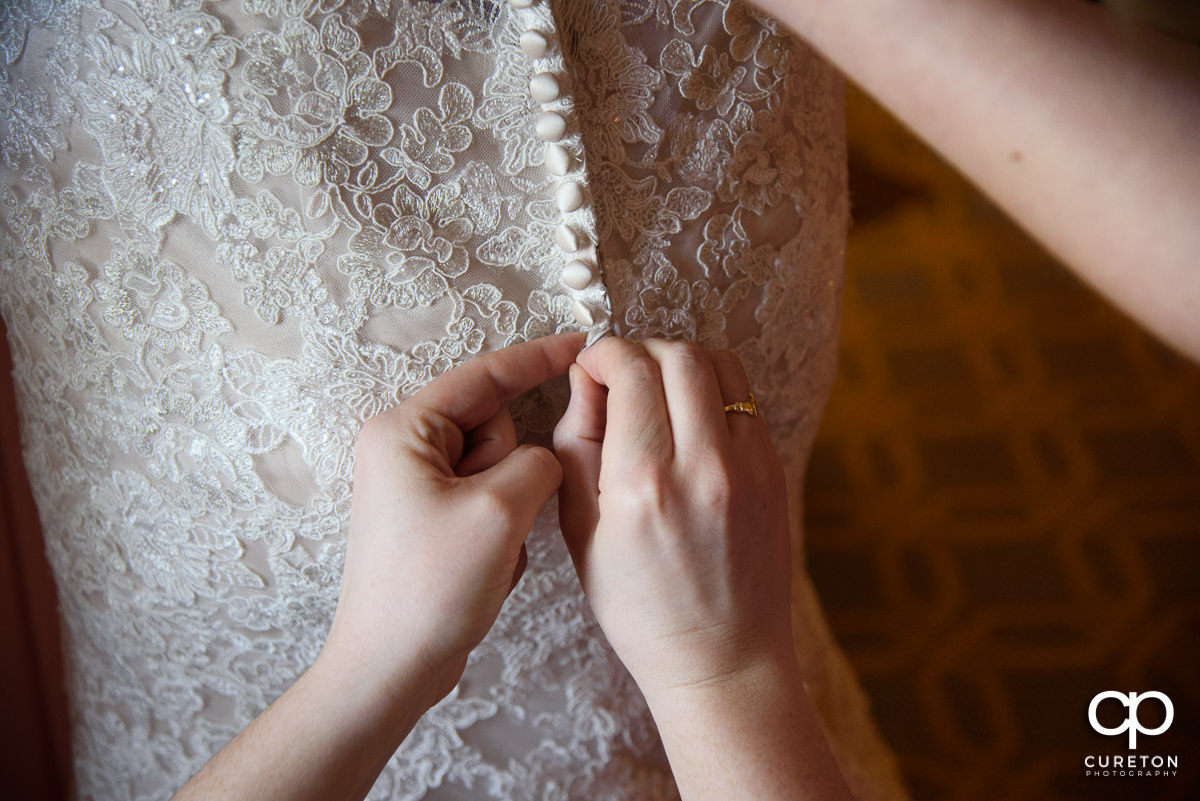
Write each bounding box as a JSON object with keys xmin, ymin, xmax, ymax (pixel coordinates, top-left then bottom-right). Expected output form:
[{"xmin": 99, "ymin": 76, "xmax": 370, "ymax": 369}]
[{"xmin": 1088, "ymin": 691, "xmax": 1174, "ymax": 749}]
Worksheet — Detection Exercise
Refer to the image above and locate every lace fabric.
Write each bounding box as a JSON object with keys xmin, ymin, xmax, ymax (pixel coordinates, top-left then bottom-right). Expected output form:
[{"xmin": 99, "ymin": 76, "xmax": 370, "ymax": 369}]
[{"xmin": 0, "ymin": 1, "xmax": 906, "ymax": 798}]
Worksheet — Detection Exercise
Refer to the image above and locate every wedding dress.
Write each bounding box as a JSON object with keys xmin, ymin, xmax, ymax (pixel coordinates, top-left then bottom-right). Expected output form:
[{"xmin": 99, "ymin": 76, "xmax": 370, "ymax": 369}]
[{"xmin": 0, "ymin": 1, "xmax": 908, "ymax": 798}]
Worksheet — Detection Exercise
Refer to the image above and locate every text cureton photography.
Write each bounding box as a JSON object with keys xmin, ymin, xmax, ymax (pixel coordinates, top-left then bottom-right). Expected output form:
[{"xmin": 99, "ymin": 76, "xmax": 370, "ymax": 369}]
[
  {"xmin": 1085, "ymin": 691, "xmax": 1180, "ymax": 779},
  {"xmin": 1084, "ymin": 754, "xmax": 1179, "ymax": 778}
]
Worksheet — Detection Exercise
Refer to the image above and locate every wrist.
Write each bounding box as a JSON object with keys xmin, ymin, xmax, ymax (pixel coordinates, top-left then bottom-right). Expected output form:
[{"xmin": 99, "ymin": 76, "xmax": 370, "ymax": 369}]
[
  {"xmin": 640, "ymin": 649, "xmax": 806, "ymax": 720},
  {"xmin": 639, "ymin": 652, "xmax": 854, "ymax": 801},
  {"xmin": 315, "ymin": 627, "xmax": 461, "ymax": 735}
]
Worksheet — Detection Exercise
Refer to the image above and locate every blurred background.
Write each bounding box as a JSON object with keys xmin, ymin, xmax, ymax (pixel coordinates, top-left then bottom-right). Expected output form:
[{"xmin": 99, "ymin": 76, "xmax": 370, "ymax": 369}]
[{"xmin": 803, "ymin": 83, "xmax": 1200, "ymax": 801}]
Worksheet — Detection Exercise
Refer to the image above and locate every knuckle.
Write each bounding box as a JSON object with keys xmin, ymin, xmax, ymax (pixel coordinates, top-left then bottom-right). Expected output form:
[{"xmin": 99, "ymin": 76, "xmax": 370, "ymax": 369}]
[
  {"xmin": 524, "ymin": 444, "xmax": 563, "ymax": 483},
  {"xmin": 472, "ymin": 488, "xmax": 518, "ymax": 530},
  {"xmin": 667, "ymin": 340, "xmax": 709, "ymax": 371},
  {"xmin": 591, "ymin": 335, "xmax": 626, "ymax": 356},
  {"xmin": 355, "ymin": 410, "xmax": 404, "ymax": 458},
  {"xmin": 358, "ymin": 410, "xmax": 394, "ymax": 439},
  {"xmin": 709, "ymin": 348, "xmax": 738, "ymax": 364},
  {"xmin": 625, "ymin": 355, "xmax": 663, "ymax": 391},
  {"xmin": 608, "ymin": 462, "xmax": 670, "ymax": 503},
  {"xmin": 630, "ymin": 480, "xmax": 678, "ymax": 521},
  {"xmin": 710, "ymin": 349, "xmax": 748, "ymax": 381},
  {"xmin": 694, "ymin": 459, "xmax": 736, "ymax": 509},
  {"xmin": 583, "ymin": 335, "xmax": 630, "ymax": 370},
  {"xmin": 551, "ymin": 421, "xmax": 572, "ymax": 450}
]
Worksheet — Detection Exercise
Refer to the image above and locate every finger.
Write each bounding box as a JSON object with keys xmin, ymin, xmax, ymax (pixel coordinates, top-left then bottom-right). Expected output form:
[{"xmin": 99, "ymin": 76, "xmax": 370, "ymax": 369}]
[
  {"xmin": 574, "ymin": 336, "xmax": 673, "ymax": 467},
  {"xmin": 710, "ymin": 350, "xmax": 769, "ymax": 441},
  {"xmin": 456, "ymin": 407, "xmax": 517, "ymax": 476},
  {"xmin": 509, "ymin": 544, "xmax": 528, "ymax": 592},
  {"xmin": 553, "ymin": 362, "xmax": 606, "ymax": 573},
  {"xmin": 411, "ymin": 333, "xmax": 586, "ymax": 433},
  {"xmin": 709, "ymin": 349, "xmax": 751, "ymax": 403},
  {"xmin": 640, "ymin": 339, "xmax": 730, "ymax": 457},
  {"xmin": 466, "ymin": 443, "xmax": 563, "ymax": 544}
]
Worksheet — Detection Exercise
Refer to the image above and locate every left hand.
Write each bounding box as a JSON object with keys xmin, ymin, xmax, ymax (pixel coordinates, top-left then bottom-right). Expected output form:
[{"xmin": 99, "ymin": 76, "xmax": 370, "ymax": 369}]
[{"xmin": 324, "ymin": 333, "xmax": 586, "ymax": 698}]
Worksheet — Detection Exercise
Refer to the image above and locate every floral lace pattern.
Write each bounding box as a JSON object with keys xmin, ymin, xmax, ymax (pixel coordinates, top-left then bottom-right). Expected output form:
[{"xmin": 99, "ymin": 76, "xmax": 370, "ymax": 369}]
[{"xmin": 0, "ymin": 1, "xmax": 906, "ymax": 799}]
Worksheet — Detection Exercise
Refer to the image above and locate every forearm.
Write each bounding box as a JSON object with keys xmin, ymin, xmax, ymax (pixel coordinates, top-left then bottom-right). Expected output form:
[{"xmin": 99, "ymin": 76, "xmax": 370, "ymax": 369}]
[
  {"xmin": 170, "ymin": 335, "xmax": 581, "ymax": 800},
  {"xmin": 758, "ymin": 0, "xmax": 1200, "ymax": 359},
  {"xmin": 171, "ymin": 642, "xmax": 445, "ymax": 801},
  {"xmin": 644, "ymin": 656, "xmax": 855, "ymax": 801}
]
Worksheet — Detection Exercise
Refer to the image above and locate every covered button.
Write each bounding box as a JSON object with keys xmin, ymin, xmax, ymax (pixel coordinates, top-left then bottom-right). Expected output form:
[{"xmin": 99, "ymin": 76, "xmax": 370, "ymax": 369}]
[
  {"xmin": 562, "ymin": 260, "xmax": 594, "ymax": 290},
  {"xmin": 535, "ymin": 111, "xmax": 567, "ymax": 142},
  {"xmin": 520, "ymin": 30, "xmax": 549, "ymax": 58},
  {"xmin": 545, "ymin": 144, "xmax": 573, "ymax": 176},
  {"xmin": 571, "ymin": 300, "xmax": 596, "ymax": 327},
  {"xmin": 555, "ymin": 224, "xmax": 581, "ymax": 253},
  {"xmin": 530, "ymin": 73, "xmax": 561, "ymax": 103},
  {"xmin": 556, "ymin": 181, "xmax": 584, "ymax": 213}
]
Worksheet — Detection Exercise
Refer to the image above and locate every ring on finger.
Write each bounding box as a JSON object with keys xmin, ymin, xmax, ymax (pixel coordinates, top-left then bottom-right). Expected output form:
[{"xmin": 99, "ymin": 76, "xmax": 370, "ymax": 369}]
[{"xmin": 723, "ymin": 392, "xmax": 758, "ymax": 417}]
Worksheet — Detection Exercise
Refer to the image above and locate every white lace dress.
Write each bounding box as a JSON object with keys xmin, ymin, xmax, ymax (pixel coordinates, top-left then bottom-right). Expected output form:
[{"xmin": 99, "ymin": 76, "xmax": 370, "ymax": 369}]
[{"xmin": 0, "ymin": 1, "xmax": 907, "ymax": 799}]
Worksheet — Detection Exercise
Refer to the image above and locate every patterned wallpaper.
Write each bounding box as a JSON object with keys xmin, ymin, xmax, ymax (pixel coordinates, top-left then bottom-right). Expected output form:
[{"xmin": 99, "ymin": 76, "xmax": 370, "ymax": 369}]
[{"xmin": 804, "ymin": 85, "xmax": 1200, "ymax": 801}]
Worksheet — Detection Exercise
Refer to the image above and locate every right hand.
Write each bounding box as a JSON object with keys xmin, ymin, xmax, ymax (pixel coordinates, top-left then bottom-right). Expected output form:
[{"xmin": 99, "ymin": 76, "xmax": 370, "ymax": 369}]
[{"xmin": 553, "ymin": 337, "xmax": 798, "ymax": 695}]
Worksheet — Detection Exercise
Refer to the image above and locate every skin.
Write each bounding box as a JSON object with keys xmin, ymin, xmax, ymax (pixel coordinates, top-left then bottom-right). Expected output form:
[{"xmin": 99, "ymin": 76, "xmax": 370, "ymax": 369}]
[
  {"xmin": 171, "ymin": 333, "xmax": 586, "ymax": 801},
  {"xmin": 171, "ymin": 333, "xmax": 855, "ymax": 801},
  {"xmin": 554, "ymin": 337, "xmax": 856, "ymax": 801},
  {"xmin": 753, "ymin": 0, "xmax": 1200, "ymax": 360}
]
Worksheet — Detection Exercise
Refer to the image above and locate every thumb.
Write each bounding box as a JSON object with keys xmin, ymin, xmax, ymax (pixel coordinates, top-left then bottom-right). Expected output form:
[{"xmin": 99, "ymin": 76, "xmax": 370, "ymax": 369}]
[
  {"xmin": 470, "ymin": 443, "xmax": 563, "ymax": 538},
  {"xmin": 553, "ymin": 362, "xmax": 605, "ymax": 574}
]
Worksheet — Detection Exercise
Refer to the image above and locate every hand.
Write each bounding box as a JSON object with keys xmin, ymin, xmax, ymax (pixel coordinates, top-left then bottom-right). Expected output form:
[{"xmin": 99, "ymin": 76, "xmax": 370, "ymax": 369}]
[
  {"xmin": 325, "ymin": 333, "xmax": 586, "ymax": 698},
  {"xmin": 554, "ymin": 338, "xmax": 852, "ymax": 800},
  {"xmin": 553, "ymin": 337, "xmax": 797, "ymax": 696}
]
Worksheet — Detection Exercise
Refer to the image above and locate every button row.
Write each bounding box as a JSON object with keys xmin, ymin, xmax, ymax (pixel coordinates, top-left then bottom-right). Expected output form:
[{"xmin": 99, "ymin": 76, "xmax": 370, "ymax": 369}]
[{"xmin": 512, "ymin": 0, "xmax": 599, "ymax": 330}]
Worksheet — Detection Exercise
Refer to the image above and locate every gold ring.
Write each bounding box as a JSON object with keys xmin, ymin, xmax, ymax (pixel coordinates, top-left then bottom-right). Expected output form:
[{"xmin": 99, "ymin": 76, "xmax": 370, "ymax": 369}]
[{"xmin": 723, "ymin": 392, "xmax": 758, "ymax": 417}]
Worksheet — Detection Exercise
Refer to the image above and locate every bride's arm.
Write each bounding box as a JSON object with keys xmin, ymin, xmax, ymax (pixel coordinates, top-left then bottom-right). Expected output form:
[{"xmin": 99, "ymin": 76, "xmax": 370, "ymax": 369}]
[
  {"xmin": 171, "ymin": 334, "xmax": 585, "ymax": 801},
  {"xmin": 755, "ymin": 0, "xmax": 1200, "ymax": 359}
]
